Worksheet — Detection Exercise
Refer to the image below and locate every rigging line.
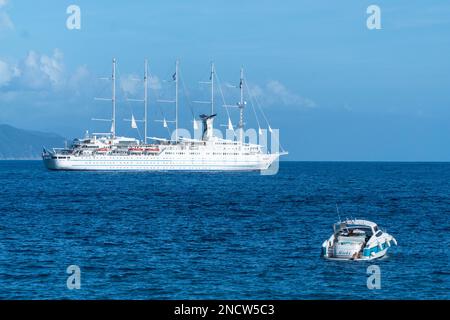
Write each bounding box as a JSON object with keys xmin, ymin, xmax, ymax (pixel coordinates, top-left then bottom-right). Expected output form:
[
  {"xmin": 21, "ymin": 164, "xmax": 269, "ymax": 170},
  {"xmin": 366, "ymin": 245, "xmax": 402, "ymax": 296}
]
[
  {"xmin": 214, "ymin": 71, "xmax": 230, "ymax": 118},
  {"xmin": 96, "ymin": 78, "xmax": 111, "ymax": 100},
  {"xmin": 93, "ymin": 70, "xmax": 113, "ymax": 109},
  {"xmin": 163, "ymin": 68, "xmax": 176, "ymax": 137},
  {"xmin": 124, "ymin": 90, "xmax": 143, "ymax": 141},
  {"xmin": 147, "ymin": 66, "xmax": 172, "ymax": 137},
  {"xmin": 243, "ymin": 79, "xmax": 261, "ymax": 130},
  {"xmin": 116, "ymin": 65, "xmax": 143, "ymax": 141},
  {"xmin": 214, "ymin": 70, "xmax": 236, "ymax": 136},
  {"xmin": 179, "ymin": 70, "xmax": 195, "ymax": 119},
  {"xmin": 244, "ymin": 79, "xmax": 270, "ymax": 128},
  {"xmin": 244, "ymin": 77, "xmax": 286, "ymax": 153}
]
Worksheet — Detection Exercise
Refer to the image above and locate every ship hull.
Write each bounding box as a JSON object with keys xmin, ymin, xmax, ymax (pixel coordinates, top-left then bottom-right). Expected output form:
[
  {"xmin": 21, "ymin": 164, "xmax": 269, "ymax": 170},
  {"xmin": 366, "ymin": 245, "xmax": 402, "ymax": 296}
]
[{"xmin": 42, "ymin": 154, "xmax": 280, "ymax": 171}]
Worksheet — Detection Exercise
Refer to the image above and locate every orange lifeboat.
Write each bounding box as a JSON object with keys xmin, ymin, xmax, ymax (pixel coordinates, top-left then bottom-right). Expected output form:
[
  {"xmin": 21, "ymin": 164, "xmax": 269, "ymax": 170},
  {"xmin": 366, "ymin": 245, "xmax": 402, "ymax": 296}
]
[
  {"xmin": 96, "ymin": 148, "xmax": 109, "ymax": 153},
  {"xmin": 144, "ymin": 147, "xmax": 160, "ymax": 153}
]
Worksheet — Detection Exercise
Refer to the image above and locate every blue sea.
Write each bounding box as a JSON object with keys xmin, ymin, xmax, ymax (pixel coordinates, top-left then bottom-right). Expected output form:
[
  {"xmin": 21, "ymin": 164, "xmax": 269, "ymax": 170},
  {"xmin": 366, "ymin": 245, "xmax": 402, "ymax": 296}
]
[{"xmin": 0, "ymin": 161, "xmax": 448, "ymax": 299}]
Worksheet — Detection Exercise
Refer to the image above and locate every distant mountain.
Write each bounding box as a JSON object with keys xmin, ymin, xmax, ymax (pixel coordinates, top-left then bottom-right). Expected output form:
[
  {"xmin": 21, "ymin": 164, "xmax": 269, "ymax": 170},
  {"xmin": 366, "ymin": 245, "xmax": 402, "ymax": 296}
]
[{"xmin": 0, "ymin": 124, "xmax": 65, "ymax": 160}]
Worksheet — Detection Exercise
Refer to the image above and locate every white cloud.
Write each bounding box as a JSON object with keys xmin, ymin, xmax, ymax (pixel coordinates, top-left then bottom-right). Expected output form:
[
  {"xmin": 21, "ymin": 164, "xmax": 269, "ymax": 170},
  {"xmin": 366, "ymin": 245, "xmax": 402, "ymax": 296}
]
[
  {"xmin": 0, "ymin": 59, "xmax": 13, "ymax": 86},
  {"xmin": 66, "ymin": 65, "xmax": 90, "ymax": 97},
  {"xmin": 0, "ymin": 0, "xmax": 13, "ymax": 31},
  {"xmin": 247, "ymin": 83, "xmax": 263, "ymax": 98},
  {"xmin": 120, "ymin": 73, "xmax": 162, "ymax": 95},
  {"xmin": 0, "ymin": 49, "xmax": 79, "ymax": 93},
  {"xmin": 24, "ymin": 50, "xmax": 38, "ymax": 67},
  {"xmin": 69, "ymin": 65, "xmax": 89, "ymax": 86},
  {"xmin": 120, "ymin": 73, "xmax": 140, "ymax": 95},
  {"xmin": 149, "ymin": 75, "xmax": 161, "ymax": 90},
  {"xmin": 0, "ymin": 12, "xmax": 13, "ymax": 30},
  {"xmin": 19, "ymin": 49, "xmax": 65, "ymax": 89},
  {"xmin": 267, "ymin": 80, "xmax": 316, "ymax": 108},
  {"xmin": 247, "ymin": 80, "xmax": 316, "ymax": 108},
  {"xmin": 40, "ymin": 49, "xmax": 64, "ymax": 85},
  {"xmin": 0, "ymin": 57, "xmax": 19, "ymax": 87}
]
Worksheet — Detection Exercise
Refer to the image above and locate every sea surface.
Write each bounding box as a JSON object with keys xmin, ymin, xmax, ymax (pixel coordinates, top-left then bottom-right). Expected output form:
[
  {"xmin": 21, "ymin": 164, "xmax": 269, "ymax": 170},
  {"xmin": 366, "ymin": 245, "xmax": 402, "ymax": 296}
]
[{"xmin": 0, "ymin": 161, "xmax": 448, "ymax": 299}]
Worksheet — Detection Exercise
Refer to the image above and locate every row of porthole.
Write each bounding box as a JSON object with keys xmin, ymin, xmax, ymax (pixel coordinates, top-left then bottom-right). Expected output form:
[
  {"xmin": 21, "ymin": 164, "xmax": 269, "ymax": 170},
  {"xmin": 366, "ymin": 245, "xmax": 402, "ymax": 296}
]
[{"xmin": 81, "ymin": 161, "xmax": 259, "ymax": 165}]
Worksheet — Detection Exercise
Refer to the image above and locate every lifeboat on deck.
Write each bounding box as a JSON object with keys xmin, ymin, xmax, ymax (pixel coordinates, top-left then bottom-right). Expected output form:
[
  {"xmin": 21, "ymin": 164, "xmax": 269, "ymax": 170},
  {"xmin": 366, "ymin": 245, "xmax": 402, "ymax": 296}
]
[
  {"xmin": 96, "ymin": 147, "xmax": 110, "ymax": 154},
  {"xmin": 128, "ymin": 147, "xmax": 144, "ymax": 154},
  {"xmin": 144, "ymin": 147, "xmax": 160, "ymax": 153}
]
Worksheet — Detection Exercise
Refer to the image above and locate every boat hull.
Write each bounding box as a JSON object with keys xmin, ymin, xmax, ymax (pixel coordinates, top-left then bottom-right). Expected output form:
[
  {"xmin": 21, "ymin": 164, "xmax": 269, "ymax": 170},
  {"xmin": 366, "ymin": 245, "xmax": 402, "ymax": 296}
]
[
  {"xmin": 321, "ymin": 221, "xmax": 397, "ymax": 262},
  {"xmin": 42, "ymin": 153, "xmax": 280, "ymax": 171},
  {"xmin": 323, "ymin": 248, "xmax": 389, "ymax": 261},
  {"xmin": 322, "ymin": 239, "xmax": 396, "ymax": 261}
]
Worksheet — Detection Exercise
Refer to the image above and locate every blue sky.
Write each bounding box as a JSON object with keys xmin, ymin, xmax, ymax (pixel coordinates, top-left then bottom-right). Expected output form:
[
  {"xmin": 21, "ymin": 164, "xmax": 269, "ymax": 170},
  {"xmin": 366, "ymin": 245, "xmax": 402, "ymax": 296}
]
[{"xmin": 0, "ymin": 0, "xmax": 450, "ymax": 160}]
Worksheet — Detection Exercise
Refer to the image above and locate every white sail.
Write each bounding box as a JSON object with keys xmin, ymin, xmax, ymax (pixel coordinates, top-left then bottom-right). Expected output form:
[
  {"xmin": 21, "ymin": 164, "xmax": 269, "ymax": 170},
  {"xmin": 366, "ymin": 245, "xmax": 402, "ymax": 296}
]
[
  {"xmin": 258, "ymin": 127, "xmax": 263, "ymax": 135},
  {"xmin": 163, "ymin": 118, "xmax": 168, "ymax": 128},
  {"xmin": 131, "ymin": 114, "xmax": 138, "ymax": 129},
  {"xmin": 227, "ymin": 118, "xmax": 233, "ymax": 130},
  {"xmin": 193, "ymin": 119, "xmax": 199, "ymax": 130}
]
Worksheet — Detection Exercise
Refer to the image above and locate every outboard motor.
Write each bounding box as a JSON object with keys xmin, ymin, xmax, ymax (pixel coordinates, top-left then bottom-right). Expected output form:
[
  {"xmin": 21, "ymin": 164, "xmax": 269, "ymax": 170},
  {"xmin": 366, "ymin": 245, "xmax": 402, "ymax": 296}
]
[{"xmin": 199, "ymin": 114, "xmax": 216, "ymax": 141}]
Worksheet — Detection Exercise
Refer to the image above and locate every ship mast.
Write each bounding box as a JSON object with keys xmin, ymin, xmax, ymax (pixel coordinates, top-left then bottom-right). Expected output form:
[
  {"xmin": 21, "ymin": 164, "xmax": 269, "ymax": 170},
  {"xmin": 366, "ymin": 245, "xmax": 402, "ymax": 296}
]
[
  {"xmin": 144, "ymin": 59, "xmax": 148, "ymax": 144},
  {"xmin": 112, "ymin": 58, "xmax": 116, "ymax": 138},
  {"xmin": 93, "ymin": 58, "xmax": 118, "ymax": 137},
  {"xmin": 238, "ymin": 67, "xmax": 244, "ymax": 144},
  {"xmin": 175, "ymin": 60, "xmax": 179, "ymax": 142},
  {"xmin": 211, "ymin": 62, "xmax": 215, "ymax": 115}
]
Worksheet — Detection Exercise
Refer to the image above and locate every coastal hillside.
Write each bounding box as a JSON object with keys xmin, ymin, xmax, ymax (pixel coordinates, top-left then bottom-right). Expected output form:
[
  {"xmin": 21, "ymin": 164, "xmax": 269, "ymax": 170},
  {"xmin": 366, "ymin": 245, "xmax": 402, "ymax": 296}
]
[{"xmin": 0, "ymin": 124, "xmax": 65, "ymax": 160}]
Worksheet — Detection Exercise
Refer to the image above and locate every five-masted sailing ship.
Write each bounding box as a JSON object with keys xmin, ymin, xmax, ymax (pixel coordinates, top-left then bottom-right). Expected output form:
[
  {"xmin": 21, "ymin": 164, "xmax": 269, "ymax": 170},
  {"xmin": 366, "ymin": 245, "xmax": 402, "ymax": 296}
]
[{"xmin": 42, "ymin": 58, "xmax": 287, "ymax": 171}]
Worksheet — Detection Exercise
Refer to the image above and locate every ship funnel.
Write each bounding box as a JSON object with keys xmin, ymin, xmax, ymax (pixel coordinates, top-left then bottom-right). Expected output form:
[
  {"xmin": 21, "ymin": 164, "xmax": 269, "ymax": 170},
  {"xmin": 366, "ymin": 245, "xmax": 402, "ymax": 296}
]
[{"xmin": 199, "ymin": 114, "xmax": 216, "ymax": 141}]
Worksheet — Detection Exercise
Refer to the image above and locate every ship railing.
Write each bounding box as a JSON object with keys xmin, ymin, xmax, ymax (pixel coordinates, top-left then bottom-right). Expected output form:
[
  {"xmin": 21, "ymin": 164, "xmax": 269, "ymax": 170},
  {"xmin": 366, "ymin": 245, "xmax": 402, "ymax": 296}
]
[{"xmin": 51, "ymin": 147, "xmax": 72, "ymax": 155}]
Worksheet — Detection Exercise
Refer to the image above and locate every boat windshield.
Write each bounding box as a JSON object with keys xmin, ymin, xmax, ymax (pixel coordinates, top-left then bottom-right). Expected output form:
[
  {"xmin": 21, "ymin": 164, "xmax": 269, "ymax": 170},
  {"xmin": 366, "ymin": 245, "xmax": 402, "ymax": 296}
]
[{"xmin": 339, "ymin": 225, "xmax": 373, "ymax": 237}]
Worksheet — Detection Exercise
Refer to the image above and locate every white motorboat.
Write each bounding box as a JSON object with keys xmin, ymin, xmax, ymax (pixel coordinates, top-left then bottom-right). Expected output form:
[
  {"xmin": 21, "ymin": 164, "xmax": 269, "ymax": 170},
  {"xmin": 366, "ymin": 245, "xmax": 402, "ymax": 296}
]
[{"xmin": 322, "ymin": 219, "xmax": 397, "ymax": 261}]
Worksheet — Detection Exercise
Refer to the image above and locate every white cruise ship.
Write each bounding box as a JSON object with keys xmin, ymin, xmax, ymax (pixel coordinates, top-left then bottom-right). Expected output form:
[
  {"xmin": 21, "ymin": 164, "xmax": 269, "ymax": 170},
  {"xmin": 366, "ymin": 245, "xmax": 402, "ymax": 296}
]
[{"xmin": 42, "ymin": 59, "xmax": 287, "ymax": 171}]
